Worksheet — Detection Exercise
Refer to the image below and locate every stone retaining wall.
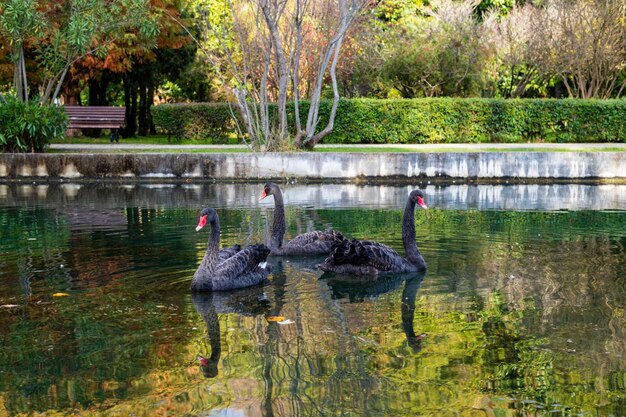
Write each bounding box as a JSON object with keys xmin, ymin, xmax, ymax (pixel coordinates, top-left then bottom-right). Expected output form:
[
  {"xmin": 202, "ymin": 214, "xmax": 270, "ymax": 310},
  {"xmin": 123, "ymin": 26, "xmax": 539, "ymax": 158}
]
[{"xmin": 0, "ymin": 152, "xmax": 624, "ymax": 182}]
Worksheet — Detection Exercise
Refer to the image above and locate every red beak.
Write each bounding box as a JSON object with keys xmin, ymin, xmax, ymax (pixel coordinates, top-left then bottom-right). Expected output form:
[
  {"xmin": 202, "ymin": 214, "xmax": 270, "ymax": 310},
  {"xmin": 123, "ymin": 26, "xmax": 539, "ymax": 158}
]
[
  {"xmin": 417, "ymin": 196, "xmax": 428, "ymax": 209},
  {"xmin": 258, "ymin": 190, "xmax": 268, "ymax": 201},
  {"xmin": 196, "ymin": 215, "xmax": 207, "ymax": 231}
]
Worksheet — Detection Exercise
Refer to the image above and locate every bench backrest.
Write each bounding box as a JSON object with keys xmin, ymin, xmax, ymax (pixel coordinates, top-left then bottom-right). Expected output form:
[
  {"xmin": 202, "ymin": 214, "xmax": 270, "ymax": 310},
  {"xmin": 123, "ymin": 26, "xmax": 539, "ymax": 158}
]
[{"xmin": 65, "ymin": 106, "xmax": 126, "ymax": 129}]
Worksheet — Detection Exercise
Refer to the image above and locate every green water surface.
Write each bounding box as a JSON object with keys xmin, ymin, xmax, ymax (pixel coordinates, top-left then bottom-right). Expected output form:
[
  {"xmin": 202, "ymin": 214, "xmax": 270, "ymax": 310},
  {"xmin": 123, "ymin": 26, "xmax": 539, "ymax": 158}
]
[{"xmin": 0, "ymin": 184, "xmax": 624, "ymax": 417}]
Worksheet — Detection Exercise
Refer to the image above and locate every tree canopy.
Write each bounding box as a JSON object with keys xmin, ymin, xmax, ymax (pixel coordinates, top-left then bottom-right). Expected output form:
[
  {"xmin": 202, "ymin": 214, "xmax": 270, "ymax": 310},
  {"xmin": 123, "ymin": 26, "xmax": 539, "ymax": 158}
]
[{"xmin": 1, "ymin": 0, "xmax": 624, "ymax": 147}]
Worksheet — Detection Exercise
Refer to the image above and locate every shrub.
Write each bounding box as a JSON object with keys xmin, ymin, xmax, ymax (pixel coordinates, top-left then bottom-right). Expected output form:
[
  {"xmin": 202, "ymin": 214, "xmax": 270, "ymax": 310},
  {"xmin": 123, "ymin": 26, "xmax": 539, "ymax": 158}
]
[
  {"xmin": 151, "ymin": 103, "xmax": 239, "ymax": 143},
  {"xmin": 0, "ymin": 96, "xmax": 67, "ymax": 153},
  {"xmin": 327, "ymin": 98, "xmax": 625, "ymax": 143},
  {"xmin": 151, "ymin": 98, "xmax": 626, "ymax": 144}
]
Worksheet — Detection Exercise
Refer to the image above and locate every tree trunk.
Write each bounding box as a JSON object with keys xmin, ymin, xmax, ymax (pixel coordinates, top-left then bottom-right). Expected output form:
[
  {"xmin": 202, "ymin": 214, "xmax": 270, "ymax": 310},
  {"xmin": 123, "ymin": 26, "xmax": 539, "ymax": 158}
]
[
  {"xmin": 62, "ymin": 72, "xmax": 81, "ymax": 137},
  {"xmin": 259, "ymin": 0, "xmax": 289, "ymax": 149},
  {"xmin": 147, "ymin": 71, "xmax": 156, "ymax": 134},
  {"xmin": 123, "ymin": 75, "xmax": 138, "ymax": 137},
  {"xmin": 138, "ymin": 73, "xmax": 148, "ymax": 136},
  {"xmin": 294, "ymin": 0, "xmax": 365, "ymax": 149},
  {"xmin": 85, "ymin": 77, "xmax": 110, "ymax": 137},
  {"xmin": 13, "ymin": 46, "xmax": 28, "ymax": 102}
]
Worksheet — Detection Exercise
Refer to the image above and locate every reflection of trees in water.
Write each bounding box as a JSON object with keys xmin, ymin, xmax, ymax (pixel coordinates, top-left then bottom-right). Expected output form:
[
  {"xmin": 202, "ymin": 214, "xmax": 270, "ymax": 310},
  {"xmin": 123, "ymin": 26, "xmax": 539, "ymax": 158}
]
[
  {"xmin": 191, "ymin": 259, "xmax": 376, "ymax": 416},
  {"xmin": 241, "ymin": 259, "xmax": 427, "ymax": 417},
  {"xmin": 0, "ymin": 288, "xmax": 189, "ymax": 414},
  {"xmin": 0, "ymin": 207, "xmax": 71, "ymax": 298},
  {"xmin": 0, "ymin": 207, "xmax": 197, "ymax": 415},
  {"xmin": 427, "ymin": 232, "xmax": 626, "ymax": 415},
  {"xmin": 192, "ymin": 240, "xmax": 624, "ymax": 417},
  {"xmin": 415, "ymin": 211, "xmax": 626, "ymax": 369},
  {"xmin": 313, "ymin": 271, "xmax": 426, "ymax": 416},
  {"xmin": 477, "ymin": 235, "xmax": 626, "ymax": 366}
]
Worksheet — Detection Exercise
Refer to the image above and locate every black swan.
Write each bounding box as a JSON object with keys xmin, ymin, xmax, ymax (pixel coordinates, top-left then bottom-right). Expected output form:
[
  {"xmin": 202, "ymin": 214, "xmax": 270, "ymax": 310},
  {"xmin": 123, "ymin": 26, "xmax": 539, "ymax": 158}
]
[
  {"xmin": 259, "ymin": 182, "xmax": 344, "ymax": 256},
  {"xmin": 192, "ymin": 208, "xmax": 272, "ymax": 292},
  {"xmin": 319, "ymin": 189, "xmax": 428, "ymax": 275}
]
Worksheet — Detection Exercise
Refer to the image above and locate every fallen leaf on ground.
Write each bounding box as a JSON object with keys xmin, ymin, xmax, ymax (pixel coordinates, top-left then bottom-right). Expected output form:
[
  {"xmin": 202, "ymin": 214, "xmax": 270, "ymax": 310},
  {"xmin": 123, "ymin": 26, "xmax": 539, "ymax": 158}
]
[{"xmin": 265, "ymin": 316, "xmax": 286, "ymax": 322}]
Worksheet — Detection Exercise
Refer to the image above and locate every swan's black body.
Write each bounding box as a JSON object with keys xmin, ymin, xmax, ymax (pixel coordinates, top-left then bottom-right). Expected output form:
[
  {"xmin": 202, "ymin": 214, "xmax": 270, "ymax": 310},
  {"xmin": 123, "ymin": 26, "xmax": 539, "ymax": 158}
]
[
  {"xmin": 319, "ymin": 190, "xmax": 428, "ymax": 275},
  {"xmin": 259, "ymin": 183, "xmax": 343, "ymax": 256},
  {"xmin": 192, "ymin": 208, "xmax": 271, "ymax": 292}
]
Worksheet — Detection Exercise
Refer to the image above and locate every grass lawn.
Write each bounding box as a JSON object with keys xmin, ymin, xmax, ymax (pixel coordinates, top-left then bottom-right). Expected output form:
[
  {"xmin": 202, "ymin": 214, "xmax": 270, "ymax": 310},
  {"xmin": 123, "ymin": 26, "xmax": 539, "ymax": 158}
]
[
  {"xmin": 56, "ymin": 134, "xmax": 236, "ymax": 146},
  {"xmin": 48, "ymin": 147, "xmax": 249, "ymax": 154},
  {"xmin": 316, "ymin": 146, "xmax": 626, "ymax": 152},
  {"xmin": 52, "ymin": 135, "xmax": 626, "ymax": 153}
]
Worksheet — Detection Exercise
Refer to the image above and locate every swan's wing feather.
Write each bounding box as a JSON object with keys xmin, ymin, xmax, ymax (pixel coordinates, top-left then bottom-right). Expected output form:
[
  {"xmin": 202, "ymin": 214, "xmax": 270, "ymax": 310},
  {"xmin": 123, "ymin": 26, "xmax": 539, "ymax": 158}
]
[
  {"xmin": 209, "ymin": 244, "xmax": 272, "ymax": 291},
  {"xmin": 325, "ymin": 238, "xmax": 401, "ymax": 271},
  {"xmin": 358, "ymin": 241, "xmax": 402, "ymax": 271},
  {"xmin": 214, "ymin": 244, "xmax": 270, "ymax": 278},
  {"xmin": 217, "ymin": 244, "xmax": 241, "ymax": 263},
  {"xmin": 283, "ymin": 230, "xmax": 344, "ymax": 255}
]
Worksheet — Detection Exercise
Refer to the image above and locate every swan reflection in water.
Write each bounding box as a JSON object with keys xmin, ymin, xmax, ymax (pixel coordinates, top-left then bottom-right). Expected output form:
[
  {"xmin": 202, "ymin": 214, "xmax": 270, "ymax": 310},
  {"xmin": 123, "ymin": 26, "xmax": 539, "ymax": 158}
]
[
  {"xmin": 193, "ymin": 259, "xmax": 426, "ymax": 381},
  {"xmin": 322, "ymin": 270, "xmax": 427, "ymax": 352},
  {"xmin": 192, "ymin": 287, "xmax": 271, "ymax": 378}
]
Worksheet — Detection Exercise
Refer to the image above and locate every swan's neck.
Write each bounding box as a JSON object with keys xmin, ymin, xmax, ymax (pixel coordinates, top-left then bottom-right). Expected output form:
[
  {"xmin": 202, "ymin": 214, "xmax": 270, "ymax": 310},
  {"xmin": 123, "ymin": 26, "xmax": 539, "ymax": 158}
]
[
  {"xmin": 193, "ymin": 218, "xmax": 221, "ymax": 286},
  {"xmin": 402, "ymin": 199, "xmax": 424, "ymax": 268},
  {"xmin": 270, "ymin": 190, "xmax": 286, "ymax": 251}
]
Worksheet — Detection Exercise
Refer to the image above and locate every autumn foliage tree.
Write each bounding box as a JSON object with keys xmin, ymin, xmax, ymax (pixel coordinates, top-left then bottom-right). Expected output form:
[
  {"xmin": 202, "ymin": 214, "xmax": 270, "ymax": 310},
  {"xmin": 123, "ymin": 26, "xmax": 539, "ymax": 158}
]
[
  {"xmin": 69, "ymin": 0, "xmax": 191, "ymax": 136},
  {"xmin": 0, "ymin": 0, "xmax": 160, "ymax": 105}
]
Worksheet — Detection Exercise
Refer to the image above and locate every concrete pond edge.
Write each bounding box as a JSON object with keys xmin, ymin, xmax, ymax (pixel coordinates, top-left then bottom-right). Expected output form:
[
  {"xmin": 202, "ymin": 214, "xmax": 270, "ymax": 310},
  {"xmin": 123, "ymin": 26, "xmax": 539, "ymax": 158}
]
[{"xmin": 0, "ymin": 152, "xmax": 625, "ymax": 183}]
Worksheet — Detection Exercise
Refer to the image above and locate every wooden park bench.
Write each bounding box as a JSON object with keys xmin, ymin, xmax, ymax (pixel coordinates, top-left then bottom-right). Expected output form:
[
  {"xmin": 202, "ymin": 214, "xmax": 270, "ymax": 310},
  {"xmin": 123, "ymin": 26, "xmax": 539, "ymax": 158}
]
[{"xmin": 65, "ymin": 106, "xmax": 126, "ymax": 143}]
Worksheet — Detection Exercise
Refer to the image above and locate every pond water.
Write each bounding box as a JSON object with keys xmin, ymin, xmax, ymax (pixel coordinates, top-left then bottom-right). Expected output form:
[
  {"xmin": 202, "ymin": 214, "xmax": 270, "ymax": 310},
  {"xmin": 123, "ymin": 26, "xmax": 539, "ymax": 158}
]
[{"xmin": 0, "ymin": 183, "xmax": 625, "ymax": 417}]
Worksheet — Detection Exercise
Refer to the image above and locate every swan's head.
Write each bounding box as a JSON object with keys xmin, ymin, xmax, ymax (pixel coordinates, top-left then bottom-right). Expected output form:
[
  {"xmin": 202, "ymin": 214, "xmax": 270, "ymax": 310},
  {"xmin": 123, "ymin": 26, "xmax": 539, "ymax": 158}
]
[
  {"xmin": 258, "ymin": 182, "xmax": 280, "ymax": 201},
  {"xmin": 409, "ymin": 190, "xmax": 428, "ymax": 209},
  {"xmin": 196, "ymin": 207, "xmax": 218, "ymax": 231}
]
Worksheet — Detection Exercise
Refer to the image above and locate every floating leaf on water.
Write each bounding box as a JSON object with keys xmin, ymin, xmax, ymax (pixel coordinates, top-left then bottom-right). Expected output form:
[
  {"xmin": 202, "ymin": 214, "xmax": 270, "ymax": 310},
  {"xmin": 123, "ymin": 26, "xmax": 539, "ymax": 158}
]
[
  {"xmin": 52, "ymin": 293, "xmax": 70, "ymax": 297},
  {"xmin": 265, "ymin": 316, "xmax": 286, "ymax": 322}
]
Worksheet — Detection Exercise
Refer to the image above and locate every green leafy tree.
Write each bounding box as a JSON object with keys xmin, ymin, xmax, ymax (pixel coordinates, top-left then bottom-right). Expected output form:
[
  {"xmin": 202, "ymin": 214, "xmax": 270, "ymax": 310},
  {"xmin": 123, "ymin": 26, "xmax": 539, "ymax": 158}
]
[
  {"xmin": 0, "ymin": 0, "xmax": 43, "ymax": 101},
  {"xmin": 380, "ymin": 0, "xmax": 488, "ymax": 98}
]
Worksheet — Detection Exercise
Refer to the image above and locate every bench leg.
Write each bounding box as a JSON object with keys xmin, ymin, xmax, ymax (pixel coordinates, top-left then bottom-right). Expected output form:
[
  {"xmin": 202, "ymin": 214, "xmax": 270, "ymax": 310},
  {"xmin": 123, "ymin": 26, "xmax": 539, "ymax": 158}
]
[{"xmin": 110, "ymin": 129, "xmax": 120, "ymax": 143}]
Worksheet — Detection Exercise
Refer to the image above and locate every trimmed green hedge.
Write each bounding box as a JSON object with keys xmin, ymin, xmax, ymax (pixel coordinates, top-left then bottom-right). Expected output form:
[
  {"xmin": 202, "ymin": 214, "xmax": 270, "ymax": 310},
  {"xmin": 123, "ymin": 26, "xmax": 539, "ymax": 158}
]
[
  {"xmin": 0, "ymin": 96, "xmax": 67, "ymax": 153},
  {"xmin": 150, "ymin": 102, "xmax": 238, "ymax": 143},
  {"xmin": 151, "ymin": 98, "xmax": 626, "ymax": 143}
]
